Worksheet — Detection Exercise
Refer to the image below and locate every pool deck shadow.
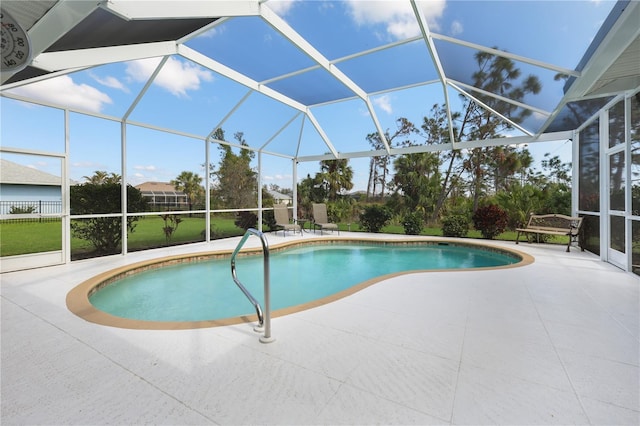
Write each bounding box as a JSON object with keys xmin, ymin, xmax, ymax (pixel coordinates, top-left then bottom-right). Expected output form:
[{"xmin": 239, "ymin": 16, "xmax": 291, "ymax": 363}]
[{"xmin": 1, "ymin": 232, "xmax": 639, "ymax": 425}]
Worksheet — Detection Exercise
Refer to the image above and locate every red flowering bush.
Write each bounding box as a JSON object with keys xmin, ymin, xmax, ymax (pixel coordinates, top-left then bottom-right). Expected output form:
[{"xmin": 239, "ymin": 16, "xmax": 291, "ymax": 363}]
[{"xmin": 472, "ymin": 204, "xmax": 508, "ymax": 239}]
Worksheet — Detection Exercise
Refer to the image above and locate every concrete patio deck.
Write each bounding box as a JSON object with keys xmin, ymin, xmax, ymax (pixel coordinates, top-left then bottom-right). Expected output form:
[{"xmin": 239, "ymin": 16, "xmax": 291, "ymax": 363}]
[{"xmin": 1, "ymin": 233, "xmax": 638, "ymax": 425}]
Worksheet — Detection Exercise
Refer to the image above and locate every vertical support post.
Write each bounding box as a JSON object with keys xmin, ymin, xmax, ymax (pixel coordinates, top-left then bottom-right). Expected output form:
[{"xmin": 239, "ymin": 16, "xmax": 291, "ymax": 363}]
[
  {"xmin": 625, "ymin": 95, "xmax": 632, "ymax": 272},
  {"xmin": 63, "ymin": 109, "xmax": 71, "ymax": 264},
  {"xmin": 292, "ymin": 159, "xmax": 298, "ymax": 222},
  {"xmin": 599, "ymin": 111, "xmax": 607, "ymax": 261},
  {"xmin": 121, "ymin": 121, "xmax": 128, "ymax": 255},
  {"xmin": 571, "ymin": 131, "xmax": 579, "ymax": 216},
  {"xmin": 205, "ymin": 138, "xmax": 211, "ymax": 242}
]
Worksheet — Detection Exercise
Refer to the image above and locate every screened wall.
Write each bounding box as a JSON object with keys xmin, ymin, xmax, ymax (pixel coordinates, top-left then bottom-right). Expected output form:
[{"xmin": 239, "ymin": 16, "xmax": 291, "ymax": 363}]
[
  {"xmin": 575, "ymin": 92, "xmax": 639, "ymax": 273},
  {"xmin": 1, "ymin": 0, "xmax": 639, "ymax": 273}
]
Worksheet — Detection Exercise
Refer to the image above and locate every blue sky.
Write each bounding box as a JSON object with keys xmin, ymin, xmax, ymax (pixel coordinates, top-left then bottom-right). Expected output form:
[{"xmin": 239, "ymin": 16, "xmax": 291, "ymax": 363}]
[{"xmin": 1, "ymin": 0, "xmax": 615, "ymax": 192}]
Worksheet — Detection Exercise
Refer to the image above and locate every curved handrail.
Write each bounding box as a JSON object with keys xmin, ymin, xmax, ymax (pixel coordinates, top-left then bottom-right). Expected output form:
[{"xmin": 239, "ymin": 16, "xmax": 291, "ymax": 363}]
[{"xmin": 230, "ymin": 228, "xmax": 273, "ymax": 342}]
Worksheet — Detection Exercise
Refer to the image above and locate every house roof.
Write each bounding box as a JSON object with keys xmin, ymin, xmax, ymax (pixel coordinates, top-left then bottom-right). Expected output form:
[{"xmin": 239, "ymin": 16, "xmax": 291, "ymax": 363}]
[
  {"xmin": 135, "ymin": 181, "xmax": 185, "ymax": 197},
  {"xmin": 266, "ymin": 189, "xmax": 292, "ymax": 200},
  {"xmin": 1, "ymin": 1, "xmax": 638, "ymax": 161},
  {"xmin": 0, "ymin": 159, "xmax": 60, "ymax": 186}
]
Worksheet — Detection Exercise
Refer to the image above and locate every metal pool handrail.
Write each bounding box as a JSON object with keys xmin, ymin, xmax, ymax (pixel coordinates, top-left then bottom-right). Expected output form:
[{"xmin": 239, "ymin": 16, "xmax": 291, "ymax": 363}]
[{"xmin": 230, "ymin": 228, "xmax": 275, "ymax": 343}]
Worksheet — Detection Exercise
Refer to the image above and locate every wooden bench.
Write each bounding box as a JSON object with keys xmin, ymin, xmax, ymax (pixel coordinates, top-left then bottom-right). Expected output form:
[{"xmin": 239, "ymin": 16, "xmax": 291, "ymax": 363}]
[{"xmin": 515, "ymin": 213, "xmax": 583, "ymax": 252}]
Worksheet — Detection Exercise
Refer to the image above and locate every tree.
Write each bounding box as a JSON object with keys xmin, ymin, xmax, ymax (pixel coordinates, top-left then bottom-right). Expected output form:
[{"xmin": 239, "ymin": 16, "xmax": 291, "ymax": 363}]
[
  {"xmin": 212, "ymin": 131, "xmax": 257, "ymax": 209},
  {"xmin": 420, "ymin": 104, "xmax": 463, "ymax": 222},
  {"xmin": 390, "ymin": 151, "xmax": 441, "ymax": 219},
  {"xmin": 317, "ymin": 158, "xmax": 354, "ymax": 201},
  {"xmin": 365, "ymin": 118, "xmax": 417, "ymax": 199},
  {"xmin": 515, "ymin": 148, "xmax": 535, "ymax": 186},
  {"xmin": 82, "ymin": 170, "xmax": 120, "ymax": 184},
  {"xmin": 490, "ymin": 146, "xmax": 517, "ymax": 192},
  {"xmin": 540, "ymin": 153, "xmax": 571, "ymax": 186},
  {"xmin": 496, "ymin": 183, "xmax": 544, "ymax": 229},
  {"xmin": 268, "ymin": 184, "xmax": 292, "ymax": 197},
  {"xmin": 171, "ymin": 171, "xmax": 203, "ymax": 213},
  {"xmin": 458, "ymin": 50, "xmax": 542, "ymax": 211},
  {"xmin": 297, "ymin": 173, "xmax": 326, "ymax": 218},
  {"xmin": 70, "ymin": 171, "xmax": 147, "ymax": 255},
  {"xmin": 533, "ymin": 153, "xmax": 572, "ymax": 215}
]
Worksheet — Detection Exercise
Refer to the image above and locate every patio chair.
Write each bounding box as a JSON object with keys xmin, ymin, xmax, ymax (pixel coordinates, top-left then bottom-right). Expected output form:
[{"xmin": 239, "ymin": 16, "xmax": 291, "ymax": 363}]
[
  {"xmin": 273, "ymin": 203, "xmax": 301, "ymax": 236},
  {"xmin": 312, "ymin": 203, "xmax": 339, "ymax": 235}
]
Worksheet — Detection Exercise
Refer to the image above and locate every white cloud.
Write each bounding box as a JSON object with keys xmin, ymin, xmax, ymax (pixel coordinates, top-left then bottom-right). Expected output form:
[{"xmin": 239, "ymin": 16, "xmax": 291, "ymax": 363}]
[
  {"xmin": 373, "ymin": 94, "xmax": 393, "ymax": 114},
  {"xmin": 125, "ymin": 57, "xmax": 162, "ymax": 81},
  {"xmin": 134, "ymin": 165, "xmax": 157, "ymax": 171},
  {"xmin": 8, "ymin": 75, "xmax": 112, "ymax": 113},
  {"xmin": 533, "ymin": 111, "xmax": 547, "ymax": 121},
  {"xmin": 450, "ymin": 19, "xmax": 463, "ymax": 36},
  {"xmin": 91, "ymin": 73, "xmax": 130, "ymax": 93},
  {"xmin": 72, "ymin": 161, "xmax": 104, "ymax": 169},
  {"xmin": 319, "ymin": 2, "xmax": 335, "ymax": 13},
  {"xmin": 345, "ymin": 0, "xmax": 446, "ymax": 39},
  {"xmin": 125, "ymin": 57, "xmax": 214, "ymax": 98},
  {"xmin": 265, "ymin": 0, "xmax": 298, "ymax": 15},
  {"xmin": 199, "ymin": 24, "xmax": 225, "ymax": 39},
  {"xmin": 263, "ymin": 173, "xmax": 293, "ymax": 183}
]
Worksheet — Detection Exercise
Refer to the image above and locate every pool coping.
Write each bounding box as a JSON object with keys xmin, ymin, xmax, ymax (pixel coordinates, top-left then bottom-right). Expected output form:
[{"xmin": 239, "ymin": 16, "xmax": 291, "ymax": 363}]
[{"xmin": 66, "ymin": 237, "xmax": 534, "ymax": 330}]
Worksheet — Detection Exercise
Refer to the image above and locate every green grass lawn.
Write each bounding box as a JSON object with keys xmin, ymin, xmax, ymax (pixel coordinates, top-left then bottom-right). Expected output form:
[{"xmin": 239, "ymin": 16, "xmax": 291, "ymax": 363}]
[
  {"xmin": 0, "ymin": 220, "xmax": 62, "ymax": 256},
  {"xmin": 126, "ymin": 216, "xmax": 247, "ymax": 251},
  {"xmin": 0, "ymin": 216, "xmax": 249, "ymax": 257},
  {"xmin": 1, "ymin": 217, "xmax": 569, "ymax": 258}
]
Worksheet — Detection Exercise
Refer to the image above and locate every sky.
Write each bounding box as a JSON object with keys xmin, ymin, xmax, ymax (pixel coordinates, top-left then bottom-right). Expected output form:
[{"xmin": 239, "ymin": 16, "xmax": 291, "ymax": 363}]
[{"xmin": 0, "ymin": 0, "xmax": 616, "ymax": 192}]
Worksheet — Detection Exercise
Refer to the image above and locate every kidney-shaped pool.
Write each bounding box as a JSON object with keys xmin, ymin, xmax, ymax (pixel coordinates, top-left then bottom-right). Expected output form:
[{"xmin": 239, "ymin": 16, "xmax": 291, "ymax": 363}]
[{"xmin": 67, "ymin": 239, "xmax": 532, "ymax": 329}]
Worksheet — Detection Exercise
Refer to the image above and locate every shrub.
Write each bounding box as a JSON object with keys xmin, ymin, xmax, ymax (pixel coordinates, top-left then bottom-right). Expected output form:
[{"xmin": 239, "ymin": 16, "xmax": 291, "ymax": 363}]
[
  {"xmin": 9, "ymin": 205, "xmax": 36, "ymax": 214},
  {"xmin": 160, "ymin": 214, "xmax": 182, "ymax": 243},
  {"xmin": 329, "ymin": 198, "xmax": 357, "ymax": 223},
  {"xmin": 472, "ymin": 204, "xmax": 508, "ymax": 239},
  {"xmin": 495, "ymin": 183, "xmax": 542, "ymax": 229},
  {"xmin": 441, "ymin": 214, "xmax": 469, "ymax": 237},
  {"xmin": 234, "ymin": 211, "xmax": 257, "ymax": 231},
  {"xmin": 402, "ymin": 211, "xmax": 423, "ymax": 235},
  {"xmin": 359, "ymin": 204, "xmax": 391, "ymax": 233},
  {"xmin": 262, "ymin": 210, "xmax": 276, "ymax": 230},
  {"xmin": 70, "ymin": 183, "xmax": 148, "ymax": 254}
]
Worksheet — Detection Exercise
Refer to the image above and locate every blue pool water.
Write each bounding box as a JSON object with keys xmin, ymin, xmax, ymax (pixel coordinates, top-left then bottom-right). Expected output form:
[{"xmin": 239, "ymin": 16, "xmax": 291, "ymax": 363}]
[{"xmin": 90, "ymin": 242, "xmax": 519, "ymax": 322}]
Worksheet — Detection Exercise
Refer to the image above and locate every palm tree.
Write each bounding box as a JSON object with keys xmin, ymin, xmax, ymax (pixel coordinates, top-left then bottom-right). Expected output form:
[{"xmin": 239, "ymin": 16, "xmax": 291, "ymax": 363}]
[
  {"xmin": 463, "ymin": 50, "xmax": 542, "ymax": 211},
  {"xmin": 171, "ymin": 171, "xmax": 203, "ymax": 213},
  {"xmin": 83, "ymin": 170, "xmax": 120, "ymax": 184},
  {"xmin": 391, "ymin": 152, "xmax": 440, "ymax": 214},
  {"xmin": 318, "ymin": 158, "xmax": 353, "ymax": 201}
]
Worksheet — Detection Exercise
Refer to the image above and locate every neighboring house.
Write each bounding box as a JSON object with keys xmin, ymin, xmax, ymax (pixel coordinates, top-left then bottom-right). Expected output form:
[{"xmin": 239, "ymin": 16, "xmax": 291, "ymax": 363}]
[
  {"xmin": 0, "ymin": 159, "xmax": 62, "ymax": 215},
  {"xmin": 266, "ymin": 189, "xmax": 292, "ymax": 205},
  {"xmin": 135, "ymin": 181, "xmax": 188, "ymax": 209}
]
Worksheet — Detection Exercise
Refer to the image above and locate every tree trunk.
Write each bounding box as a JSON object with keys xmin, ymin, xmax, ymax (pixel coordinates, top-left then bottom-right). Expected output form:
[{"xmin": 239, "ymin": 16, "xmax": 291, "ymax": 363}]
[
  {"xmin": 366, "ymin": 157, "xmax": 374, "ymax": 200},
  {"xmin": 431, "ymin": 150, "xmax": 459, "ymax": 222}
]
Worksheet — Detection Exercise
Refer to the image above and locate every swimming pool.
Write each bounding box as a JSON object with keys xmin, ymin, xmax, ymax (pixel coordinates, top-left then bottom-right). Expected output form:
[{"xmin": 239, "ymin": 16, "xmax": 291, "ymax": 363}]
[{"xmin": 67, "ymin": 239, "xmax": 531, "ymax": 329}]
